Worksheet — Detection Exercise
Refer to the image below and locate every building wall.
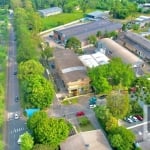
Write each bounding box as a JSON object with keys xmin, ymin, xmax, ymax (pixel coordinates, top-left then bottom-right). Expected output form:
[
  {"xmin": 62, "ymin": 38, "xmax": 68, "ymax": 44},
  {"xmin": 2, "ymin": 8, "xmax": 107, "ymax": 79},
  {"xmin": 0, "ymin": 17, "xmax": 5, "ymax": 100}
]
[{"xmin": 67, "ymin": 78, "xmax": 90, "ymax": 97}]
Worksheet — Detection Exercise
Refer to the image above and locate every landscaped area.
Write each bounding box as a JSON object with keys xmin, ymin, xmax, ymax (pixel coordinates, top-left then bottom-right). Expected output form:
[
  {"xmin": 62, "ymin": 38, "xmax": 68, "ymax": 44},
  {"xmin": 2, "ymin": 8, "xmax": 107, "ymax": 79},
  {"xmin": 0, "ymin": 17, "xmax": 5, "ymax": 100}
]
[
  {"xmin": 76, "ymin": 116, "xmax": 95, "ymax": 132},
  {"xmin": 62, "ymin": 97, "xmax": 78, "ymax": 105}
]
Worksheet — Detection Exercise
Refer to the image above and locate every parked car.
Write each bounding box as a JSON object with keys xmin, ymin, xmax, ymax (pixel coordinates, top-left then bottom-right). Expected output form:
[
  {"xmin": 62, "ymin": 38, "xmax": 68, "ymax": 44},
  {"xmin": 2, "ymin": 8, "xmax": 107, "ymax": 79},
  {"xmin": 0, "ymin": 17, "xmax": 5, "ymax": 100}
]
[
  {"xmin": 89, "ymin": 104, "xmax": 96, "ymax": 109},
  {"xmin": 14, "ymin": 113, "xmax": 19, "ymax": 120},
  {"xmin": 76, "ymin": 111, "xmax": 85, "ymax": 117},
  {"xmin": 135, "ymin": 115, "xmax": 143, "ymax": 121},
  {"xmin": 13, "ymin": 71, "xmax": 17, "ymax": 75},
  {"xmin": 131, "ymin": 116, "xmax": 138, "ymax": 122},
  {"xmin": 99, "ymin": 95, "xmax": 107, "ymax": 99},
  {"xmin": 124, "ymin": 117, "xmax": 133, "ymax": 123},
  {"xmin": 126, "ymin": 117, "xmax": 133, "ymax": 123},
  {"xmin": 128, "ymin": 115, "xmax": 137, "ymax": 122},
  {"xmin": 15, "ymin": 96, "xmax": 19, "ymax": 102}
]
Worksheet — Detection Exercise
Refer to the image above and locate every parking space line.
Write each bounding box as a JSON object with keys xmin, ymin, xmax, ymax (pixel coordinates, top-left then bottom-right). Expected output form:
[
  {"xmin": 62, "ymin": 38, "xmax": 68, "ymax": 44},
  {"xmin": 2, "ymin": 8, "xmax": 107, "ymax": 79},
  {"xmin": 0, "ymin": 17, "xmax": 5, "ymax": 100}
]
[{"xmin": 127, "ymin": 121, "xmax": 150, "ymax": 129}]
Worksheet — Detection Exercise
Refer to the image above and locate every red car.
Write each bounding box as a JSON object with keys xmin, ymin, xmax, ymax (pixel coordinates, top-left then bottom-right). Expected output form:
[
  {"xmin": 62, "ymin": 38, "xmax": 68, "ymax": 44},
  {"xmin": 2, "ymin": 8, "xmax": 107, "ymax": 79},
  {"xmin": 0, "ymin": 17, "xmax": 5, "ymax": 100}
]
[
  {"xmin": 76, "ymin": 111, "xmax": 85, "ymax": 117},
  {"xmin": 135, "ymin": 115, "xmax": 143, "ymax": 121}
]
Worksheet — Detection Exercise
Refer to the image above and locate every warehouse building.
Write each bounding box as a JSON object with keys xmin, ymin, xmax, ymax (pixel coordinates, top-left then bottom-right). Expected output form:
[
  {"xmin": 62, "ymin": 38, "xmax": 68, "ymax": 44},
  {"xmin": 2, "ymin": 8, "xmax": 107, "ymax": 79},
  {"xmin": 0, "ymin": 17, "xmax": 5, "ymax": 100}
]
[
  {"xmin": 53, "ymin": 18, "xmax": 122, "ymax": 46},
  {"xmin": 38, "ymin": 7, "xmax": 62, "ymax": 17},
  {"xmin": 97, "ymin": 38, "xmax": 145, "ymax": 76},
  {"xmin": 54, "ymin": 48, "xmax": 90, "ymax": 97},
  {"xmin": 118, "ymin": 31, "xmax": 150, "ymax": 62}
]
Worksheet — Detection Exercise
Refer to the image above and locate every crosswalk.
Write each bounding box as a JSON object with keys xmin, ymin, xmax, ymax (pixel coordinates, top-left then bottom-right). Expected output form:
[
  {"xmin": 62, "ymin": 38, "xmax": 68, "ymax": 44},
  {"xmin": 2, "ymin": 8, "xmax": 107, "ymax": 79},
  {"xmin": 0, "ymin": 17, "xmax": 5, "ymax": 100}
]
[{"xmin": 10, "ymin": 127, "xmax": 25, "ymax": 134}]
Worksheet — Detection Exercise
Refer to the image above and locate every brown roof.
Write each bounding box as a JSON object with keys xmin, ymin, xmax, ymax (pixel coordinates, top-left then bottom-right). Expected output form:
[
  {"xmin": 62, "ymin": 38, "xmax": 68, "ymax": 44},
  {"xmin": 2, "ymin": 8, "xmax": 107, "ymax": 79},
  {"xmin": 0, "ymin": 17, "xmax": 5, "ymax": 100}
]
[
  {"xmin": 60, "ymin": 130, "xmax": 112, "ymax": 150},
  {"xmin": 54, "ymin": 48, "xmax": 89, "ymax": 83}
]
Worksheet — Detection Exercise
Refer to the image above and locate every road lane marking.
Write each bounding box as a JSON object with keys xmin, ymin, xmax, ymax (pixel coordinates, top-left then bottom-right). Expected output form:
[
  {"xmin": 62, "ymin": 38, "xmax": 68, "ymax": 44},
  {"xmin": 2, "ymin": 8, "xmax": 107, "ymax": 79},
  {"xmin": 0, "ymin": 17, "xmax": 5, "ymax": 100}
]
[{"xmin": 10, "ymin": 127, "xmax": 26, "ymax": 134}]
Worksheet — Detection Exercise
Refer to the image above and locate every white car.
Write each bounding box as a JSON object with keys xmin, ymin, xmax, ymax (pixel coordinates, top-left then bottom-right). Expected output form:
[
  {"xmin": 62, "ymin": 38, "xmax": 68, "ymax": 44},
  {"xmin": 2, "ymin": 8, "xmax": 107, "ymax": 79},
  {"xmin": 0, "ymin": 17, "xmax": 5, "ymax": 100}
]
[
  {"xmin": 89, "ymin": 104, "xmax": 96, "ymax": 108},
  {"xmin": 126, "ymin": 117, "xmax": 133, "ymax": 123},
  {"xmin": 17, "ymin": 134, "xmax": 23, "ymax": 144},
  {"xmin": 129, "ymin": 115, "xmax": 138, "ymax": 122},
  {"xmin": 132, "ymin": 116, "xmax": 138, "ymax": 122},
  {"xmin": 14, "ymin": 113, "xmax": 19, "ymax": 120}
]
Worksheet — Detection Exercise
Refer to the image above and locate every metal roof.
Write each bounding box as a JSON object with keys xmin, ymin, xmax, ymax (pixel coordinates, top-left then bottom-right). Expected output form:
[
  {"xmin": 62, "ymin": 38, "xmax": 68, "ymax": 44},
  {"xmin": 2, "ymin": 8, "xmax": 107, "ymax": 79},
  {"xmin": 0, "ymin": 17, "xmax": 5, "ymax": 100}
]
[
  {"xmin": 55, "ymin": 19, "xmax": 122, "ymax": 41},
  {"xmin": 86, "ymin": 11, "xmax": 105, "ymax": 18},
  {"xmin": 79, "ymin": 52, "xmax": 109, "ymax": 68},
  {"xmin": 38, "ymin": 7, "xmax": 62, "ymax": 16},
  {"xmin": 99, "ymin": 38, "xmax": 144, "ymax": 67},
  {"xmin": 125, "ymin": 31, "xmax": 150, "ymax": 52}
]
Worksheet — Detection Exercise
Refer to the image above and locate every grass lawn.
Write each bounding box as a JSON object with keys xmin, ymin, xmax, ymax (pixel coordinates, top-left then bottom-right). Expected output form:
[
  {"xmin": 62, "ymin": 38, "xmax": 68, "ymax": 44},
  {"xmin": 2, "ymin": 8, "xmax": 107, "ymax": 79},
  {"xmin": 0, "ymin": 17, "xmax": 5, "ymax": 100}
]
[
  {"xmin": 76, "ymin": 116, "xmax": 95, "ymax": 132},
  {"xmin": 41, "ymin": 12, "xmax": 84, "ymax": 30},
  {"xmin": 41, "ymin": 9, "xmax": 96, "ymax": 31}
]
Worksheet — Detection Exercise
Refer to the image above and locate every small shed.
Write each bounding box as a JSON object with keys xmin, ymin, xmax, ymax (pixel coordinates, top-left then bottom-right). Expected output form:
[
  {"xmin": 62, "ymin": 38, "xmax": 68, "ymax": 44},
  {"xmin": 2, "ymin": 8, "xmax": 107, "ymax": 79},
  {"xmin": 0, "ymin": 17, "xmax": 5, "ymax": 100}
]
[{"xmin": 25, "ymin": 108, "xmax": 40, "ymax": 118}]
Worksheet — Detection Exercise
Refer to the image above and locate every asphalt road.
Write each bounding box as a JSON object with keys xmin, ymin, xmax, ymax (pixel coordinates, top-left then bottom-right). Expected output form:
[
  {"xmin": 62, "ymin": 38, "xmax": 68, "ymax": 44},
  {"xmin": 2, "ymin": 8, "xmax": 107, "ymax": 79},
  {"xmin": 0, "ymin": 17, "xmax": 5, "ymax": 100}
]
[{"xmin": 5, "ymin": 16, "xmax": 27, "ymax": 150}]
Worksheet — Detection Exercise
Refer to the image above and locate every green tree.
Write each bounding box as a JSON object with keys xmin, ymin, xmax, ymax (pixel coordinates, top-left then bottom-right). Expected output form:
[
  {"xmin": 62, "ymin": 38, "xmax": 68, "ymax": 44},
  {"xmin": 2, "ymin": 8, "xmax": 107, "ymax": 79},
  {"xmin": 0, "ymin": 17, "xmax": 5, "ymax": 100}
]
[
  {"xmin": 18, "ymin": 59, "xmax": 44, "ymax": 80},
  {"xmin": 27, "ymin": 111, "xmax": 70, "ymax": 148},
  {"xmin": 94, "ymin": 105, "xmax": 111, "ymax": 127},
  {"xmin": 130, "ymin": 101, "xmax": 143, "ymax": 115},
  {"xmin": 32, "ymin": 144, "xmax": 54, "ymax": 150},
  {"xmin": 78, "ymin": 0, "xmax": 96, "ymax": 13},
  {"xmin": 65, "ymin": 37, "xmax": 81, "ymax": 52},
  {"xmin": 105, "ymin": 116, "xmax": 118, "ymax": 132},
  {"xmin": 88, "ymin": 58, "xmax": 135, "ymax": 94},
  {"xmin": 109, "ymin": 134, "xmax": 123, "ymax": 149},
  {"xmin": 107, "ymin": 93, "xmax": 130, "ymax": 119},
  {"xmin": 41, "ymin": 46, "xmax": 53, "ymax": 63},
  {"xmin": 87, "ymin": 35, "xmax": 97, "ymax": 45},
  {"xmin": 96, "ymin": 31, "xmax": 102, "ymax": 38},
  {"xmin": 20, "ymin": 132, "xmax": 34, "ymax": 150},
  {"xmin": 109, "ymin": 126, "xmax": 135, "ymax": 150},
  {"xmin": 23, "ymin": 75, "xmax": 54, "ymax": 109}
]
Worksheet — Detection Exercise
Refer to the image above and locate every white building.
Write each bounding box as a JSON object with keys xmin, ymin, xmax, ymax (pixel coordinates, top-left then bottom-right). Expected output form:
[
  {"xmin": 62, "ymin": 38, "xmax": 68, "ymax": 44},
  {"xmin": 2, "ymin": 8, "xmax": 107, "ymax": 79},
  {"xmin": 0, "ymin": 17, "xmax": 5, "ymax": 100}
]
[
  {"xmin": 79, "ymin": 52, "xmax": 110, "ymax": 68},
  {"xmin": 38, "ymin": 7, "xmax": 62, "ymax": 17}
]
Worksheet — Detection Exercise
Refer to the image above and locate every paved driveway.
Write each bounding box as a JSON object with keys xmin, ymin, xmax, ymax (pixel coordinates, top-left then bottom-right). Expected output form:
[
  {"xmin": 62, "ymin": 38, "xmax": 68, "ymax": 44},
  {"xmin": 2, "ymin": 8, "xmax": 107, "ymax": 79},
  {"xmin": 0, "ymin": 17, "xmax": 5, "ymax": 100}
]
[{"xmin": 49, "ymin": 95, "xmax": 101, "ymax": 130}]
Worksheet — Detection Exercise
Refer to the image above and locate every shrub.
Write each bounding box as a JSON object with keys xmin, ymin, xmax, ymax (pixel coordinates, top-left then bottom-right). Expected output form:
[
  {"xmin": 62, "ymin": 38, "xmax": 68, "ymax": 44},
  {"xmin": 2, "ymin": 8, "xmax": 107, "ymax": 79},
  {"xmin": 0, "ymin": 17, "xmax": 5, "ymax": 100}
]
[{"xmin": 79, "ymin": 117, "xmax": 89, "ymax": 126}]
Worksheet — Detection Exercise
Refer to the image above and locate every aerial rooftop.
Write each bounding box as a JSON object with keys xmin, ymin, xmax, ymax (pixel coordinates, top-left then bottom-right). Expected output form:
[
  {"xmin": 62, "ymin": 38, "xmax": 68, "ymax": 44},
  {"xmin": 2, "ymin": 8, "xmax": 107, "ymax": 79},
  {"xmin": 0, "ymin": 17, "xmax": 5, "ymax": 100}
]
[
  {"xmin": 54, "ymin": 48, "xmax": 88, "ymax": 83},
  {"xmin": 54, "ymin": 18, "xmax": 122, "ymax": 42},
  {"xmin": 79, "ymin": 52, "xmax": 110, "ymax": 68},
  {"xmin": 38, "ymin": 7, "xmax": 62, "ymax": 17},
  {"xmin": 99, "ymin": 38, "xmax": 144, "ymax": 67},
  {"xmin": 61, "ymin": 130, "xmax": 112, "ymax": 150}
]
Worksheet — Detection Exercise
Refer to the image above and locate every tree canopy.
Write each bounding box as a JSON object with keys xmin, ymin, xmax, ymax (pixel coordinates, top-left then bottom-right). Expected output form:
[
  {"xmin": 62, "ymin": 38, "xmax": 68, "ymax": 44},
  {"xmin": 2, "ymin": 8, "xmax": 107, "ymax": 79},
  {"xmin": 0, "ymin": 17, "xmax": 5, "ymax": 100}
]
[
  {"xmin": 27, "ymin": 111, "xmax": 70, "ymax": 148},
  {"xmin": 106, "ymin": 93, "xmax": 130, "ymax": 119},
  {"xmin": 65, "ymin": 37, "xmax": 81, "ymax": 52},
  {"xmin": 23, "ymin": 75, "xmax": 54, "ymax": 109},
  {"xmin": 18, "ymin": 59, "xmax": 44, "ymax": 80},
  {"xmin": 88, "ymin": 58, "xmax": 135, "ymax": 94},
  {"xmin": 20, "ymin": 132, "xmax": 34, "ymax": 150},
  {"xmin": 109, "ymin": 126, "xmax": 135, "ymax": 150}
]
